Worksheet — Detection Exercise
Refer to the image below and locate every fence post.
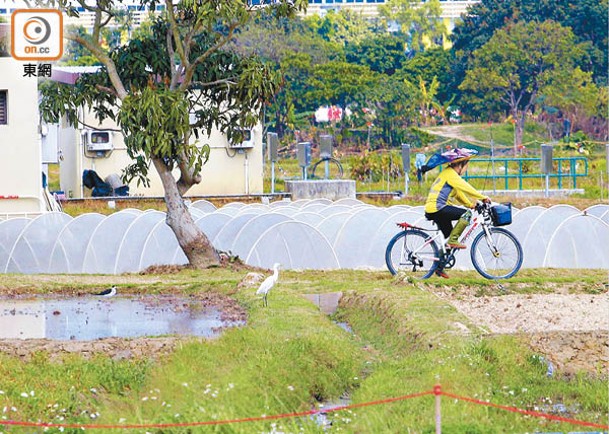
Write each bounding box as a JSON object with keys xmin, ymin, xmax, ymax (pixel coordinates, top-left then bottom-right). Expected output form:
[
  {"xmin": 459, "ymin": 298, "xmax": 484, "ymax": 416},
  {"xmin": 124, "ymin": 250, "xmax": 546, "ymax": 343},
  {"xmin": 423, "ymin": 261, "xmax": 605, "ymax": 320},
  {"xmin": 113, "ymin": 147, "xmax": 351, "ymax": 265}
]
[{"xmin": 434, "ymin": 384, "xmax": 442, "ymax": 434}]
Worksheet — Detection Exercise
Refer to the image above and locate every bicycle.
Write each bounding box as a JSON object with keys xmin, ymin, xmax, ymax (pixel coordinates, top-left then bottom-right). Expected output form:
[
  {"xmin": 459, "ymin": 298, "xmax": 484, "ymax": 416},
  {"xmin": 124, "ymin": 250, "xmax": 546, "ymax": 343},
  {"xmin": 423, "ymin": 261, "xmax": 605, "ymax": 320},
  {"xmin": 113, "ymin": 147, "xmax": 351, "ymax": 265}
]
[{"xmin": 385, "ymin": 202, "xmax": 523, "ymax": 280}]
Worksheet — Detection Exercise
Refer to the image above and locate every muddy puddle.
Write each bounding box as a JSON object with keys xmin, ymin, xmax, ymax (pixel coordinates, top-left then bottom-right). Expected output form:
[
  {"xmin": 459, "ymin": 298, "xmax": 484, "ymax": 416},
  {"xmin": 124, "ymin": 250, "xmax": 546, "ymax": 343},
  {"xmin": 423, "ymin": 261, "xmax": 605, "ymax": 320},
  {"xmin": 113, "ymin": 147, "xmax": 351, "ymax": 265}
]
[{"xmin": 0, "ymin": 295, "xmax": 245, "ymax": 341}]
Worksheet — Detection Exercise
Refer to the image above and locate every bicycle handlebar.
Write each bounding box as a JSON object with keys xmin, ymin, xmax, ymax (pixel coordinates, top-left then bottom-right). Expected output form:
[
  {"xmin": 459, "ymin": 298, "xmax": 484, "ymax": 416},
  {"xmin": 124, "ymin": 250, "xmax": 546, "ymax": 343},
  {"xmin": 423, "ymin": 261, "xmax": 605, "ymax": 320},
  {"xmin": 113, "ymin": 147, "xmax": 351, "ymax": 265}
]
[{"xmin": 474, "ymin": 201, "xmax": 490, "ymax": 214}]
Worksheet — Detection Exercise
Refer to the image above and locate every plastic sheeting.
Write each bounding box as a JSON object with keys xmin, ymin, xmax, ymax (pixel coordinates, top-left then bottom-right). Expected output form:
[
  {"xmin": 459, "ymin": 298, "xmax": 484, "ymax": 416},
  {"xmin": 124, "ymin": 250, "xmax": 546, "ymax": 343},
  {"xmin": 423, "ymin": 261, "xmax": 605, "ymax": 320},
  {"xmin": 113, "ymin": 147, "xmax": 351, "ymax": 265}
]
[
  {"xmin": 190, "ymin": 199, "xmax": 217, "ymax": 214},
  {"xmin": 6, "ymin": 213, "xmax": 72, "ymax": 274},
  {"xmin": 49, "ymin": 213, "xmax": 105, "ymax": 273},
  {"xmin": 0, "ymin": 218, "xmax": 31, "ymax": 273},
  {"xmin": 82, "ymin": 212, "xmax": 139, "ymax": 274},
  {"xmin": 246, "ymin": 221, "xmax": 339, "ymax": 270},
  {"xmin": 115, "ymin": 211, "xmax": 167, "ymax": 274},
  {"xmin": 544, "ymin": 214, "xmax": 609, "ymax": 268},
  {"xmin": 332, "ymin": 208, "xmax": 390, "ymax": 268},
  {"xmin": 522, "ymin": 205, "xmax": 581, "ymax": 268},
  {"xmin": 230, "ymin": 213, "xmax": 293, "ymax": 260},
  {"xmin": 0, "ymin": 200, "xmax": 607, "ymax": 274},
  {"xmin": 140, "ymin": 219, "xmax": 188, "ymax": 270}
]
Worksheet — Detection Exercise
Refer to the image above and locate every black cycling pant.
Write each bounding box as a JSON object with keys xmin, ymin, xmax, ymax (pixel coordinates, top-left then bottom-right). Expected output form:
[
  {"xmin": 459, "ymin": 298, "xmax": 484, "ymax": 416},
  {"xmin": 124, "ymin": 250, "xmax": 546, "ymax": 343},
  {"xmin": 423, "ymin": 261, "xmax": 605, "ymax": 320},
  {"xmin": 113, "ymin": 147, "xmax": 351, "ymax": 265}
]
[{"xmin": 425, "ymin": 206, "xmax": 467, "ymax": 239}]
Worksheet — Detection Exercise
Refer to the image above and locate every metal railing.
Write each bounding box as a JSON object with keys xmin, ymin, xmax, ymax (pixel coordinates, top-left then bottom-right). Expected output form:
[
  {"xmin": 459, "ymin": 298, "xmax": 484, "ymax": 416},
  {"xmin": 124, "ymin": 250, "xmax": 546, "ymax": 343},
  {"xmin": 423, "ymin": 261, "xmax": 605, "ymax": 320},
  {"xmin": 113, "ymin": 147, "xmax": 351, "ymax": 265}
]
[{"xmin": 460, "ymin": 157, "xmax": 589, "ymax": 190}]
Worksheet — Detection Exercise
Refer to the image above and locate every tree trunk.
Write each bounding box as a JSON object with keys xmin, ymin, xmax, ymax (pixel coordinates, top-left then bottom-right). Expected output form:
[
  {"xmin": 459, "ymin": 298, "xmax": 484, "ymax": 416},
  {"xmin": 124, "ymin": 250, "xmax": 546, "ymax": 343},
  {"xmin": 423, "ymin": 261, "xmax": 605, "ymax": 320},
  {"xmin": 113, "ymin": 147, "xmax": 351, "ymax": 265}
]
[
  {"xmin": 513, "ymin": 113, "xmax": 525, "ymax": 156},
  {"xmin": 152, "ymin": 157, "xmax": 220, "ymax": 268}
]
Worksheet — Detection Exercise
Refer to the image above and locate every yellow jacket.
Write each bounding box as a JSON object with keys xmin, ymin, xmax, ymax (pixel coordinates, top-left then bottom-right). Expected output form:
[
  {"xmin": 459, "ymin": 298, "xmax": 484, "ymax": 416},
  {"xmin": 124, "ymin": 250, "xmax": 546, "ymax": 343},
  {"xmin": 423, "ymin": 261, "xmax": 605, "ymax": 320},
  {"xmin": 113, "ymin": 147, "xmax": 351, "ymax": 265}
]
[{"xmin": 424, "ymin": 167, "xmax": 486, "ymax": 213}]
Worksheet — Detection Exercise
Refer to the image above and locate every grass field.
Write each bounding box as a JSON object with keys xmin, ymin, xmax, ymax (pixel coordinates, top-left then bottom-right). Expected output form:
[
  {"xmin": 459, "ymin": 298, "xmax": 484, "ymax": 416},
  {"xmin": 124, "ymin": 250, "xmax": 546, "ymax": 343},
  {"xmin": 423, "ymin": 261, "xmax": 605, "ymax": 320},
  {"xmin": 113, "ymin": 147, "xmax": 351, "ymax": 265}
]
[
  {"xmin": 0, "ymin": 269, "xmax": 607, "ymax": 433},
  {"xmin": 26, "ymin": 122, "xmax": 609, "ymax": 432}
]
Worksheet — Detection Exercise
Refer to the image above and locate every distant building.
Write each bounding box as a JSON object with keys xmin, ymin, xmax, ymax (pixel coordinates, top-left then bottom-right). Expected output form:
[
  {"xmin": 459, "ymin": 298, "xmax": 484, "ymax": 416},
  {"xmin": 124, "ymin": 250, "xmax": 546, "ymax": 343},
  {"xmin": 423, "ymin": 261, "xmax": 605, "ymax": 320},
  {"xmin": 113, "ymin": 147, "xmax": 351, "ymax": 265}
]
[{"xmin": 1, "ymin": 1, "xmax": 478, "ymax": 31}]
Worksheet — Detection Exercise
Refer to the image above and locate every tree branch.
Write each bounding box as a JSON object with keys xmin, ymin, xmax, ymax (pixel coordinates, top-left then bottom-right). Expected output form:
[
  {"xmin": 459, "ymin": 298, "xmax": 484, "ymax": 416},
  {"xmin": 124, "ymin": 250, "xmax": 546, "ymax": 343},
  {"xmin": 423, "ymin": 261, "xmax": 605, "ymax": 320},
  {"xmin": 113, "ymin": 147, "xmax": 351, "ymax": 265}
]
[
  {"xmin": 66, "ymin": 32, "xmax": 128, "ymax": 99},
  {"xmin": 176, "ymin": 152, "xmax": 202, "ymax": 195},
  {"xmin": 95, "ymin": 84, "xmax": 119, "ymax": 97},
  {"xmin": 167, "ymin": 26, "xmax": 181, "ymax": 90},
  {"xmin": 191, "ymin": 78, "xmax": 238, "ymax": 88},
  {"xmin": 165, "ymin": 0, "xmax": 188, "ymax": 69},
  {"xmin": 180, "ymin": 23, "xmax": 238, "ymax": 91}
]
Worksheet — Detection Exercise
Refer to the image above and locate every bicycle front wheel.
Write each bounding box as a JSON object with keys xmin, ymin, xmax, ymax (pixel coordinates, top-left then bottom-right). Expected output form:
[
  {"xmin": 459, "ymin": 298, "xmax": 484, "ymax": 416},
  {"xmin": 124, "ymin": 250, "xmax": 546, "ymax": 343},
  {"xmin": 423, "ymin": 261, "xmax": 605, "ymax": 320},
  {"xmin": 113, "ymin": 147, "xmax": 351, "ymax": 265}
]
[
  {"xmin": 470, "ymin": 227, "xmax": 523, "ymax": 279},
  {"xmin": 385, "ymin": 229, "xmax": 440, "ymax": 279}
]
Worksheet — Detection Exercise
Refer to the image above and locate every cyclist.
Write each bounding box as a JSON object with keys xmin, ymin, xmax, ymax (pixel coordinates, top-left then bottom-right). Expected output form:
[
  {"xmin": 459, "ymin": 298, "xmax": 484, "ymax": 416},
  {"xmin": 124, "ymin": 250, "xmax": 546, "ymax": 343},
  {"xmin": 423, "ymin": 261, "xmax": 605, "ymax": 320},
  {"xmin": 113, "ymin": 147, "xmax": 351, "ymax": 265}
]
[{"xmin": 423, "ymin": 148, "xmax": 490, "ymax": 278}]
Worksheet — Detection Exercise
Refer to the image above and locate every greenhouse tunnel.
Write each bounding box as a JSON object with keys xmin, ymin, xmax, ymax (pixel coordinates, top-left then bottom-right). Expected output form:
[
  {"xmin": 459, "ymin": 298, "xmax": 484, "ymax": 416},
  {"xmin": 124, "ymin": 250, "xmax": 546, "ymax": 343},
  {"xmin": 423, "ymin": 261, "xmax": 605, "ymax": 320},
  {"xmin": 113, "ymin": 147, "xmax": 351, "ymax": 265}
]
[{"xmin": 0, "ymin": 199, "xmax": 608, "ymax": 274}]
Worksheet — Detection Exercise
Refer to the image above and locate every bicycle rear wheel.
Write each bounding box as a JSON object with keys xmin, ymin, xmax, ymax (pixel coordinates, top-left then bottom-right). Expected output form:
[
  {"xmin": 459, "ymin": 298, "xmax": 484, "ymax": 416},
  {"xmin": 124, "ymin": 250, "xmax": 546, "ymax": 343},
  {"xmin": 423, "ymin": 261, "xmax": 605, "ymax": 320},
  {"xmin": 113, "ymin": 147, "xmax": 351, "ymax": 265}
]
[
  {"xmin": 385, "ymin": 229, "xmax": 440, "ymax": 279},
  {"xmin": 470, "ymin": 227, "xmax": 523, "ymax": 279}
]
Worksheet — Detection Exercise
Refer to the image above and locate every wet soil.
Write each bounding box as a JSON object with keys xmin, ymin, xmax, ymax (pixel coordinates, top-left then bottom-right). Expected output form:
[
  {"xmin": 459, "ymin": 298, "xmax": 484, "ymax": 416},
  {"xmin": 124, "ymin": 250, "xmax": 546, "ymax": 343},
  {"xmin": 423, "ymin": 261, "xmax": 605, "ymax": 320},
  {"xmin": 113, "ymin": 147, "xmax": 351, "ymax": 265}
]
[
  {"xmin": 0, "ymin": 272, "xmax": 606, "ymax": 377},
  {"xmin": 0, "ymin": 290, "xmax": 246, "ymax": 362}
]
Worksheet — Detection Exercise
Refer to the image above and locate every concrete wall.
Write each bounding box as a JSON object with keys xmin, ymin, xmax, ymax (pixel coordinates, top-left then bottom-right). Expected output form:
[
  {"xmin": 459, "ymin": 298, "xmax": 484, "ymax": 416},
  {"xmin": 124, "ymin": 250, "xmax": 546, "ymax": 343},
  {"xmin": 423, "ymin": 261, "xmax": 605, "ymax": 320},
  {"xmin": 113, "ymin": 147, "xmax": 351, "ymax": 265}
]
[
  {"xmin": 0, "ymin": 57, "xmax": 43, "ymax": 215},
  {"xmin": 59, "ymin": 109, "xmax": 264, "ymax": 199}
]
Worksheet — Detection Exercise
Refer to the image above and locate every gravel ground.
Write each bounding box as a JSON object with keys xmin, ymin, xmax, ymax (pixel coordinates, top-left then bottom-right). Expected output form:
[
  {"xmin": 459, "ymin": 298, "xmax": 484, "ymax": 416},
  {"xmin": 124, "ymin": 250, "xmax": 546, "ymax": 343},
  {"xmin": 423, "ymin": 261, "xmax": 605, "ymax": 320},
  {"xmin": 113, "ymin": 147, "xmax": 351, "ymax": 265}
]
[
  {"xmin": 447, "ymin": 293, "xmax": 609, "ymax": 334},
  {"xmin": 432, "ymin": 289, "xmax": 609, "ymax": 375}
]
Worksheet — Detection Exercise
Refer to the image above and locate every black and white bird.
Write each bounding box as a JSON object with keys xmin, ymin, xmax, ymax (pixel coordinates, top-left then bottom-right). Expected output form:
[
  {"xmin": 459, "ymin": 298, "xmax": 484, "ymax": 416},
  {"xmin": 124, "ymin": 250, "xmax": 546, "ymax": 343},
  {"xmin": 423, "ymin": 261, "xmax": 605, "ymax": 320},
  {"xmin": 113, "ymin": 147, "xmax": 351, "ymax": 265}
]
[
  {"xmin": 256, "ymin": 263, "xmax": 280, "ymax": 307},
  {"xmin": 95, "ymin": 285, "xmax": 117, "ymax": 297}
]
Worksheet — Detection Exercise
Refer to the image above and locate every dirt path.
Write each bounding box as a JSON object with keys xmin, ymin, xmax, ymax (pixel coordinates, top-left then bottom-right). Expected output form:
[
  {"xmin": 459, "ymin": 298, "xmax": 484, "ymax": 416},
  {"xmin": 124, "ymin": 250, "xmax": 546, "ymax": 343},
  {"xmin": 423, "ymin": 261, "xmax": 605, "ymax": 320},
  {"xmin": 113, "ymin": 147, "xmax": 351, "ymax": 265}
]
[
  {"xmin": 431, "ymin": 288, "xmax": 609, "ymax": 375},
  {"xmin": 424, "ymin": 125, "xmax": 481, "ymax": 144}
]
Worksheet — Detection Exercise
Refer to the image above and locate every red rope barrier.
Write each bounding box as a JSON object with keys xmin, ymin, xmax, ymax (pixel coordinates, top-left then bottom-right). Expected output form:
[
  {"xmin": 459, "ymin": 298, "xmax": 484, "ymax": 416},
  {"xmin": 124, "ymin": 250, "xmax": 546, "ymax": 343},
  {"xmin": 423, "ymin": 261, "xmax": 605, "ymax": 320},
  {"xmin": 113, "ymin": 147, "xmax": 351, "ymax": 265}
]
[
  {"xmin": 440, "ymin": 391, "xmax": 609, "ymax": 430},
  {"xmin": 0, "ymin": 391, "xmax": 434, "ymax": 429},
  {"xmin": 1, "ymin": 387, "xmax": 606, "ymax": 430}
]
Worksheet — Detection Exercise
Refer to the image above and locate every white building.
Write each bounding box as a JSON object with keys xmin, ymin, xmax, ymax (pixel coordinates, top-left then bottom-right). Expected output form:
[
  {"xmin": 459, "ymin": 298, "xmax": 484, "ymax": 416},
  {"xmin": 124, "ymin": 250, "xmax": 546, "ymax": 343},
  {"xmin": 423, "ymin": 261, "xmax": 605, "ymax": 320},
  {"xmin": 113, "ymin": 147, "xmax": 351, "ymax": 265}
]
[
  {"xmin": 49, "ymin": 67, "xmax": 264, "ymax": 199},
  {"xmin": 1, "ymin": 1, "xmax": 478, "ymax": 30},
  {"xmin": 0, "ymin": 55, "xmax": 47, "ymax": 217}
]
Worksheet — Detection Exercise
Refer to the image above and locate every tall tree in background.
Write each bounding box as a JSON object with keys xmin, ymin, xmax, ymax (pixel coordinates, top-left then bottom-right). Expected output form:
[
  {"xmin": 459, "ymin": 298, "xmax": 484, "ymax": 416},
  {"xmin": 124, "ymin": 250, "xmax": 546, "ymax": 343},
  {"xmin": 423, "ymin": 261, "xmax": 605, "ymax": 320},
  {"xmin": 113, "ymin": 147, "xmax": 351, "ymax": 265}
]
[
  {"xmin": 345, "ymin": 33, "xmax": 405, "ymax": 75},
  {"xmin": 305, "ymin": 9, "xmax": 373, "ymax": 46},
  {"xmin": 460, "ymin": 21, "xmax": 586, "ymax": 154},
  {"xmin": 451, "ymin": 0, "xmax": 608, "ymax": 100},
  {"xmin": 40, "ymin": 0, "xmax": 305, "ymax": 269},
  {"xmin": 305, "ymin": 61, "xmax": 378, "ymax": 112},
  {"xmin": 396, "ymin": 47, "xmax": 453, "ymax": 103},
  {"xmin": 367, "ymin": 75, "xmax": 419, "ymax": 146}
]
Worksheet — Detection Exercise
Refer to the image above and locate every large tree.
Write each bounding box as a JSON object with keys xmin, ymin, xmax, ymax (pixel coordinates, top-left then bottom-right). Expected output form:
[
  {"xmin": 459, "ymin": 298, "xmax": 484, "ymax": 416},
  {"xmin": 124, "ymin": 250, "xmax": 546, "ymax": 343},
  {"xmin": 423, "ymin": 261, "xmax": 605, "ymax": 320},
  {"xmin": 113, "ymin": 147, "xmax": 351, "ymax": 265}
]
[
  {"xmin": 396, "ymin": 47, "xmax": 453, "ymax": 103},
  {"xmin": 460, "ymin": 20, "xmax": 586, "ymax": 153},
  {"xmin": 40, "ymin": 0, "xmax": 305, "ymax": 268},
  {"xmin": 345, "ymin": 33, "xmax": 405, "ymax": 75},
  {"xmin": 305, "ymin": 61, "xmax": 378, "ymax": 111},
  {"xmin": 451, "ymin": 0, "xmax": 608, "ymax": 87}
]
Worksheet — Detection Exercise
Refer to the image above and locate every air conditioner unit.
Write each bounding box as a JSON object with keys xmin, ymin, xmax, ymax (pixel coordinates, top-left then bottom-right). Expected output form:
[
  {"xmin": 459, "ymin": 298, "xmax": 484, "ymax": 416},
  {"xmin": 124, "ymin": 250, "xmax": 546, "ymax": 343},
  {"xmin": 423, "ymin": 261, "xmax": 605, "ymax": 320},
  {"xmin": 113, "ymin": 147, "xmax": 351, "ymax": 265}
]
[
  {"xmin": 228, "ymin": 128, "xmax": 255, "ymax": 149},
  {"xmin": 85, "ymin": 130, "xmax": 113, "ymax": 152}
]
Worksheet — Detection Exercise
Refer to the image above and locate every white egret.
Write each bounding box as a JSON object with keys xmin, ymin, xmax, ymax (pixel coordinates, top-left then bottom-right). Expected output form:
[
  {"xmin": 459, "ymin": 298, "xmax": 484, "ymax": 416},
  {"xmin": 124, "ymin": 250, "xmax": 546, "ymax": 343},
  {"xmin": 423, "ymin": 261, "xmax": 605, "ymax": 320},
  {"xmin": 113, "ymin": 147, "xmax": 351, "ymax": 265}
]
[
  {"xmin": 95, "ymin": 285, "xmax": 117, "ymax": 297},
  {"xmin": 256, "ymin": 263, "xmax": 280, "ymax": 307}
]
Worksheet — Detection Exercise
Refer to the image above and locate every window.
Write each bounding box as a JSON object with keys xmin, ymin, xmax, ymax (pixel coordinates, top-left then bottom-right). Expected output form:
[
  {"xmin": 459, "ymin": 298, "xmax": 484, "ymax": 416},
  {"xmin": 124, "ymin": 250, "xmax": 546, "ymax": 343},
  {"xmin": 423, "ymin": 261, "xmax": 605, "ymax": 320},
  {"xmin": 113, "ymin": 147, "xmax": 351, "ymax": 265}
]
[{"xmin": 0, "ymin": 90, "xmax": 7, "ymax": 125}]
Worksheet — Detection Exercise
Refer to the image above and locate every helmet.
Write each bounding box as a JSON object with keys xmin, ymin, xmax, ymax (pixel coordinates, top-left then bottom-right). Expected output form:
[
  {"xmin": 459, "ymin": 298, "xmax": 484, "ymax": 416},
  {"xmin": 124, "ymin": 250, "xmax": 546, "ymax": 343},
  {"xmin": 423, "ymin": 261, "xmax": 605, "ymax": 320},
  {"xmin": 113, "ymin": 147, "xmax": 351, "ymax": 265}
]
[{"xmin": 421, "ymin": 148, "xmax": 478, "ymax": 174}]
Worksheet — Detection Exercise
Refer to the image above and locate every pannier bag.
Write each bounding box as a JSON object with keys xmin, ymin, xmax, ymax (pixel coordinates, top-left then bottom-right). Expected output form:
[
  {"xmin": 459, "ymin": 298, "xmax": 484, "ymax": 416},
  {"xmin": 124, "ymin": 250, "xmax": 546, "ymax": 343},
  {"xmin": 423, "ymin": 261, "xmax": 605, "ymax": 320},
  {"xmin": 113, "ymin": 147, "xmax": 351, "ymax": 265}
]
[{"xmin": 491, "ymin": 203, "xmax": 512, "ymax": 226}]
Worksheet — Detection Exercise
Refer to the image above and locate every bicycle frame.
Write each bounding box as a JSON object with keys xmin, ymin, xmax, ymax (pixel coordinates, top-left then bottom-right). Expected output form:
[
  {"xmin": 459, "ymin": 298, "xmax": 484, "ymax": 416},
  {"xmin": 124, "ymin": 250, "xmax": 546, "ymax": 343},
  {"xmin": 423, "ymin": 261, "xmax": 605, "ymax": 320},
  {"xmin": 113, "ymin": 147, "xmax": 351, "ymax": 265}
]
[{"xmin": 405, "ymin": 207, "xmax": 491, "ymax": 264}]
